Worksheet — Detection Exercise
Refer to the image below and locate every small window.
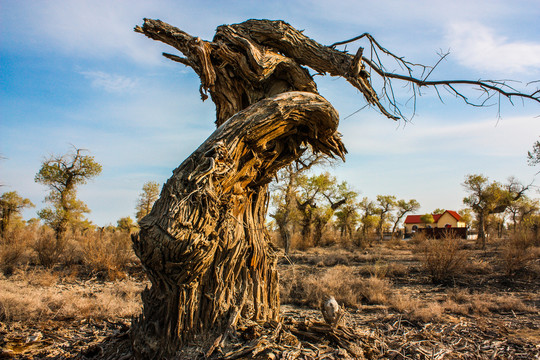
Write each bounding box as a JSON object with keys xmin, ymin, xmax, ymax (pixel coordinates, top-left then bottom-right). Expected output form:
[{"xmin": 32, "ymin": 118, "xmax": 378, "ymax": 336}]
[{"xmin": 412, "ymin": 225, "xmax": 418, "ymax": 231}]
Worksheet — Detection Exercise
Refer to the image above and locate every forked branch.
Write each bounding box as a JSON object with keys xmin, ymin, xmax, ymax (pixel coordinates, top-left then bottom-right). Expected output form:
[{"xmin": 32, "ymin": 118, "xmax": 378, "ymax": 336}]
[{"xmin": 332, "ymin": 32, "xmax": 539, "ymax": 119}]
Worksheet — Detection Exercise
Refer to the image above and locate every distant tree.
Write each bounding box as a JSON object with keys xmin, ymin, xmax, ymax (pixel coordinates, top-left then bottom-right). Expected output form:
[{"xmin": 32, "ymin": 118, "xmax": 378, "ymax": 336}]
[
  {"xmin": 458, "ymin": 208, "xmax": 473, "ymax": 228},
  {"xmin": 420, "ymin": 213, "xmax": 434, "ymax": 227},
  {"xmin": 506, "ymin": 197, "xmax": 539, "ymax": 233},
  {"xmin": 295, "ymin": 172, "xmax": 346, "ymax": 246},
  {"xmin": 313, "ymin": 179, "xmax": 355, "ymax": 246},
  {"xmin": 375, "ymin": 195, "xmax": 396, "ymax": 241},
  {"xmin": 358, "ymin": 197, "xmax": 377, "ymax": 243},
  {"xmin": 136, "ymin": 181, "xmax": 160, "ymax": 222},
  {"xmin": 527, "ymin": 138, "xmax": 540, "ymax": 167},
  {"xmin": 35, "ymin": 148, "xmax": 102, "ymax": 240},
  {"xmin": 432, "ymin": 208, "xmax": 445, "ymax": 215},
  {"xmin": 117, "ymin": 216, "xmax": 138, "ymax": 233},
  {"xmin": 391, "ymin": 199, "xmax": 420, "ymax": 238},
  {"xmin": 462, "ymin": 174, "xmax": 529, "ymax": 248},
  {"xmin": 0, "ymin": 191, "xmax": 34, "ymax": 235},
  {"xmin": 270, "ymin": 152, "xmax": 326, "ymax": 254},
  {"xmin": 334, "ymin": 185, "xmax": 360, "ymax": 243}
]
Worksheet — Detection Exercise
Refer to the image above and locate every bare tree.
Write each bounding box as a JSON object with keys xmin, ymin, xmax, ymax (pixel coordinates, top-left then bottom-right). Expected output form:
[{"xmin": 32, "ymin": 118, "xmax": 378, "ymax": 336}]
[{"xmin": 132, "ymin": 18, "xmax": 539, "ymax": 358}]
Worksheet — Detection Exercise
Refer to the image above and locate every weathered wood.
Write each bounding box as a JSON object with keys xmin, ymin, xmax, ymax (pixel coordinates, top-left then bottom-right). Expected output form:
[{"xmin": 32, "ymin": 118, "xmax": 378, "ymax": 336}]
[
  {"xmin": 131, "ymin": 92, "xmax": 345, "ymax": 358},
  {"xmin": 131, "ymin": 18, "xmax": 368, "ymax": 358},
  {"xmin": 135, "ymin": 18, "xmax": 395, "ymax": 127}
]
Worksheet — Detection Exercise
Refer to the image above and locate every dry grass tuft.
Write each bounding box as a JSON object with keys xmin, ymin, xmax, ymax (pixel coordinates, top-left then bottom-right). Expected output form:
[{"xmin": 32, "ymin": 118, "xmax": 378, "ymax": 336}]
[
  {"xmin": 0, "ymin": 269, "xmax": 145, "ymax": 323},
  {"xmin": 0, "ymin": 227, "xmax": 36, "ymax": 275},
  {"xmin": 280, "ymin": 265, "xmax": 393, "ymax": 309},
  {"xmin": 389, "ymin": 294, "xmax": 444, "ymax": 322},
  {"xmin": 442, "ymin": 288, "xmax": 534, "ymax": 316}
]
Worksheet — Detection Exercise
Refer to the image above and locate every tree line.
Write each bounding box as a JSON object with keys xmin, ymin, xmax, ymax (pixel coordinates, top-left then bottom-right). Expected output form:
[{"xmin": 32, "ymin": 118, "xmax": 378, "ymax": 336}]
[
  {"xmin": 269, "ymin": 156, "xmax": 423, "ymax": 253},
  {"xmin": 269, "ymin": 157, "xmax": 539, "ymax": 253},
  {"xmin": 0, "ymin": 147, "xmax": 161, "ymax": 241},
  {"xmin": 1, "ymin": 147, "xmax": 539, "ymax": 252}
]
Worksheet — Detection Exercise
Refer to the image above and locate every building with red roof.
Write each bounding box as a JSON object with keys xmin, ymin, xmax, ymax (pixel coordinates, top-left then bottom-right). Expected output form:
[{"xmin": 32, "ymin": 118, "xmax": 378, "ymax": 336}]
[{"xmin": 404, "ymin": 210, "xmax": 465, "ymax": 233}]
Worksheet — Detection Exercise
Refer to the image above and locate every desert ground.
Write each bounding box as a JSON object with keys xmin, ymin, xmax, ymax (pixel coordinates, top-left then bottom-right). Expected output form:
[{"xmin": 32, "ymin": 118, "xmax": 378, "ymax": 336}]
[{"xmin": 1, "ymin": 235, "xmax": 539, "ymax": 359}]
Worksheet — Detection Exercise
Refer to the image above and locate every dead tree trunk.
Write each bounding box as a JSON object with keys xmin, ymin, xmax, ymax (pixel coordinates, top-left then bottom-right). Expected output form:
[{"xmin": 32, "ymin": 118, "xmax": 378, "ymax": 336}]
[
  {"xmin": 131, "ymin": 17, "xmax": 539, "ymax": 358},
  {"xmin": 131, "ymin": 92, "xmax": 345, "ymax": 357}
]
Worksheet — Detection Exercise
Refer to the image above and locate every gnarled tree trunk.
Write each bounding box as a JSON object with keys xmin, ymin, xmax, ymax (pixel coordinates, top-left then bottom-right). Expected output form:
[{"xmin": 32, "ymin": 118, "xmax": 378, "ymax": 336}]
[
  {"xmin": 130, "ymin": 18, "xmax": 389, "ymax": 357},
  {"xmin": 131, "ymin": 92, "xmax": 345, "ymax": 358}
]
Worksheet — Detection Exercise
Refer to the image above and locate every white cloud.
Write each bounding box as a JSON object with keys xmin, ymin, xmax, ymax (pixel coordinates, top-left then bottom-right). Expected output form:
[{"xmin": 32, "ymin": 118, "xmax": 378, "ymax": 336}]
[
  {"xmin": 447, "ymin": 22, "xmax": 540, "ymax": 74},
  {"xmin": 81, "ymin": 71, "xmax": 138, "ymax": 93}
]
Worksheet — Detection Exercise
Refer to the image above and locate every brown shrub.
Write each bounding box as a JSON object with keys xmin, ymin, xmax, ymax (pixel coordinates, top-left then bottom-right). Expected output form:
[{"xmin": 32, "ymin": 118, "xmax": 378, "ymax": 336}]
[
  {"xmin": 33, "ymin": 227, "xmax": 65, "ymax": 268},
  {"xmin": 500, "ymin": 231, "xmax": 538, "ymax": 276},
  {"xmin": 81, "ymin": 230, "xmax": 135, "ymax": 279},
  {"xmin": 408, "ymin": 232, "xmax": 427, "ymax": 247},
  {"xmin": 0, "ymin": 227, "xmax": 36, "ymax": 275},
  {"xmin": 417, "ymin": 235, "xmax": 467, "ymax": 284},
  {"xmin": 279, "ymin": 265, "xmax": 393, "ymax": 309}
]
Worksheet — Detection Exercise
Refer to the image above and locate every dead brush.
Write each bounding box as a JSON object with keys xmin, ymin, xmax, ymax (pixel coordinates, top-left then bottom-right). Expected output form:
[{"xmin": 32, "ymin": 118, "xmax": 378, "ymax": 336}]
[
  {"xmin": 33, "ymin": 227, "xmax": 66, "ymax": 268},
  {"xmin": 417, "ymin": 234, "xmax": 467, "ymax": 284},
  {"xmin": 0, "ymin": 227, "xmax": 35, "ymax": 276},
  {"xmin": 500, "ymin": 231, "xmax": 538, "ymax": 277},
  {"xmin": 408, "ymin": 231, "xmax": 427, "ymax": 247},
  {"xmin": 81, "ymin": 230, "xmax": 135, "ymax": 279},
  {"xmin": 279, "ymin": 265, "xmax": 393, "ymax": 309}
]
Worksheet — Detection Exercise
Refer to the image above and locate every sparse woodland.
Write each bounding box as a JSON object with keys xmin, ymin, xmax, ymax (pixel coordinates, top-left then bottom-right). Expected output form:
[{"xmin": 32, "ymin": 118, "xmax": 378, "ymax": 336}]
[{"xmin": 1, "ymin": 18, "xmax": 540, "ymax": 359}]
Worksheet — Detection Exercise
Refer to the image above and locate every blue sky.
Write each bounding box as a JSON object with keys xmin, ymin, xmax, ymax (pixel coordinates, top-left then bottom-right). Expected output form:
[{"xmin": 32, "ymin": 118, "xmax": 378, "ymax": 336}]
[{"xmin": 1, "ymin": 0, "xmax": 539, "ymax": 226}]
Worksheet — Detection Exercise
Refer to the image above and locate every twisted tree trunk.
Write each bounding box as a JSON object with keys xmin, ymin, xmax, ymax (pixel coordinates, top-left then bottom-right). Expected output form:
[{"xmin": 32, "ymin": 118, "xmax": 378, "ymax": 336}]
[
  {"xmin": 131, "ymin": 92, "xmax": 345, "ymax": 357},
  {"xmin": 130, "ymin": 19, "xmax": 381, "ymax": 357}
]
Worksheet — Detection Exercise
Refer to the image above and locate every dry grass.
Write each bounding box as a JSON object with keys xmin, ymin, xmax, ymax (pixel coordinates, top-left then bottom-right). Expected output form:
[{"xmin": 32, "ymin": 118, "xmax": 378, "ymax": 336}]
[
  {"xmin": 80, "ymin": 230, "xmax": 135, "ymax": 279},
  {"xmin": 280, "ymin": 265, "xmax": 393, "ymax": 309},
  {"xmin": 0, "ymin": 268, "xmax": 145, "ymax": 323},
  {"xmin": 443, "ymin": 288, "xmax": 535, "ymax": 315},
  {"xmin": 1, "ymin": 224, "xmax": 138, "ymax": 280}
]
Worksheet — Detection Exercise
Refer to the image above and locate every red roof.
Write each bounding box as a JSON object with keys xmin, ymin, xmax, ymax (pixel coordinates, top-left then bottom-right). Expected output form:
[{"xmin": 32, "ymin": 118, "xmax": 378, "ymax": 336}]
[{"xmin": 404, "ymin": 210, "xmax": 461, "ymax": 224}]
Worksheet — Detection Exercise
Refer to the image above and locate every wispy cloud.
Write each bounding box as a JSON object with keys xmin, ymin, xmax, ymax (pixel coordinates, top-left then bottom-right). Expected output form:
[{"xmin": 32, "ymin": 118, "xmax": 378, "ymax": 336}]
[
  {"xmin": 342, "ymin": 115, "xmax": 540, "ymax": 158},
  {"xmin": 81, "ymin": 71, "xmax": 139, "ymax": 93},
  {"xmin": 446, "ymin": 22, "xmax": 540, "ymax": 74}
]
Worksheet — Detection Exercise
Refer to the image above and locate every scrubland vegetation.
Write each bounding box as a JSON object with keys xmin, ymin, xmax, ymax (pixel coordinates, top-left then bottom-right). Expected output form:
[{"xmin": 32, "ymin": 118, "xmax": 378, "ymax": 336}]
[{"xmin": 1, "ymin": 219, "xmax": 538, "ymax": 358}]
